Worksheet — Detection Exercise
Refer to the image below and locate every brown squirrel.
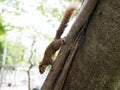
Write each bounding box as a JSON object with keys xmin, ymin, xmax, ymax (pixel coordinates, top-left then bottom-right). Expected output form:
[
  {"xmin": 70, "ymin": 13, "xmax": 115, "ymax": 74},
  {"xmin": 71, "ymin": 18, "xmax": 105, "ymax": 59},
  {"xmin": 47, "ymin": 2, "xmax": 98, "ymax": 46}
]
[{"xmin": 39, "ymin": 5, "xmax": 76, "ymax": 74}]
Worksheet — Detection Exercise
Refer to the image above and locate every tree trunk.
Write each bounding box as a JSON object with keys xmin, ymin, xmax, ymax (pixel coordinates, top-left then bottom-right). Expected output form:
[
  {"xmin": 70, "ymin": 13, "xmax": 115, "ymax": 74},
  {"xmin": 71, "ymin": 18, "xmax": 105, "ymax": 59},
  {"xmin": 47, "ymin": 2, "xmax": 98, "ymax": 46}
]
[{"xmin": 41, "ymin": 0, "xmax": 120, "ymax": 90}]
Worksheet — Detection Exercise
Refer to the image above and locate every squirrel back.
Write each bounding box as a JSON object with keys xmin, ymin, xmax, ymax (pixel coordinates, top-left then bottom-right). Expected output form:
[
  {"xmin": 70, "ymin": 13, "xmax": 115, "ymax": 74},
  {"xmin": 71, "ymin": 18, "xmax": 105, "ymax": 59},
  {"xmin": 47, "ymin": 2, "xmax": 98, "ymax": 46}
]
[{"xmin": 55, "ymin": 5, "xmax": 77, "ymax": 39}]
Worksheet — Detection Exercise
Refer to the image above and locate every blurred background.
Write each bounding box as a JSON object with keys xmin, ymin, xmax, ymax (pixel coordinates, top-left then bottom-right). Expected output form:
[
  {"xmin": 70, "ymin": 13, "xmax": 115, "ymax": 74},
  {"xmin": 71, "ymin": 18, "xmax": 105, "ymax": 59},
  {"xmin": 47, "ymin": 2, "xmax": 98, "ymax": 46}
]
[{"xmin": 0, "ymin": 0, "xmax": 81, "ymax": 90}]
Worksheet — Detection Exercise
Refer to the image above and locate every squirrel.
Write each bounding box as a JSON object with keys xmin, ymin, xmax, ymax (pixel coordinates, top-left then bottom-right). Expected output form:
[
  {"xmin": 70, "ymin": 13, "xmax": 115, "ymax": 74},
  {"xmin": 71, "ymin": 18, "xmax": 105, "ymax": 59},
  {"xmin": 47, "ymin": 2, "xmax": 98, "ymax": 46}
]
[{"xmin": 39, "ymin": 5, "xmax": 77, "ymax": 74}]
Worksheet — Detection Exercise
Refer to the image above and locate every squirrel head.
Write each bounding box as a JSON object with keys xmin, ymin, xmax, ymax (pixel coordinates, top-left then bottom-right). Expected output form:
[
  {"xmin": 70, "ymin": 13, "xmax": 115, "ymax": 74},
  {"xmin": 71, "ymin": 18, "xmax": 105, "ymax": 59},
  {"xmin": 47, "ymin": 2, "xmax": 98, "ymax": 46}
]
[{"xmin": 39, "ymin": 62, "xmax": 46, "ymax": 74}]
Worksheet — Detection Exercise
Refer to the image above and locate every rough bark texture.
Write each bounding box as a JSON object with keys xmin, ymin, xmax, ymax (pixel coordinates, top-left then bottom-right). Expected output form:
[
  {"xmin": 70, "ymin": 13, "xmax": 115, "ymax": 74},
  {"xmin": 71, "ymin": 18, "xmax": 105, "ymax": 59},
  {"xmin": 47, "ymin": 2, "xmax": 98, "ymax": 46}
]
[
  {"xmin": 41, "ymin": 0, "xmax": 120, "ymax": 90},
  {"xmin": 63, "ymin": 0, "xmax": 120, "ymax": 90}
]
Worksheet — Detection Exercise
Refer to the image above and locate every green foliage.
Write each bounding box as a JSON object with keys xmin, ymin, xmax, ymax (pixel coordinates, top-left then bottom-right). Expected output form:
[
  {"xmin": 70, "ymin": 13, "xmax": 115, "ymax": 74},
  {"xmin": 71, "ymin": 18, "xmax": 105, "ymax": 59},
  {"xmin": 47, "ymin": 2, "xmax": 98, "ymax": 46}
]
[
  {"xmin": 51, "ymin": 7, "xmax": 61, "ymax": 20},
  {"xmin": 0, "ymin": 18, "xmax": 5, "ymax": 35},
  {"xmin": 6, "ymin": 41, "xmax": 24, "ymax": 64},
  {"xmin": 37, "ymin": 4, "xmax": 45, "ymax": 15},
  {"xmin": 0, "ymin": 17, "xmax": 5, "ymax": 64},
  {"xmin": 0, "ymin": 0, "xmax": 5, "ymax": 2}
]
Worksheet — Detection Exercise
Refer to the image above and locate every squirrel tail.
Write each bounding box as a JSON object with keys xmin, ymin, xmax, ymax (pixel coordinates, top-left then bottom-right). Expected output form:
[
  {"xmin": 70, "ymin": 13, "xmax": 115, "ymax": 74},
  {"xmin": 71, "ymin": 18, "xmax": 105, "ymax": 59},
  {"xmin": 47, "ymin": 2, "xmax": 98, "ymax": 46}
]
[{"xmin": 55, "ymin": 5, "xmax": 77, "ymax": 39}]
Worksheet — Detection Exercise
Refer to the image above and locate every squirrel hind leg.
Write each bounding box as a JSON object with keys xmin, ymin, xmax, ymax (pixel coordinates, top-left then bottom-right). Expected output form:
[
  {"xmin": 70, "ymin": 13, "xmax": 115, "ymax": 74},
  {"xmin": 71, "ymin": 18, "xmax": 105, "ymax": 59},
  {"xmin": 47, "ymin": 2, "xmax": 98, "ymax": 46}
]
[{"xmin": 53, "ymin": 38, "xmax": 66, "ymax": 51}]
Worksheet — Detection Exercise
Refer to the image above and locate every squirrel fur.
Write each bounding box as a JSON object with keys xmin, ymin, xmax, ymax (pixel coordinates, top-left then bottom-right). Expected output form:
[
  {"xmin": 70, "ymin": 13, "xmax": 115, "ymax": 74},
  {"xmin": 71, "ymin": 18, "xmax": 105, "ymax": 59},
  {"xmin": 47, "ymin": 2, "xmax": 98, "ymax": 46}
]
[{"xmin": 39, "ymin": 5, "xmax": 76, "ymax": 74}]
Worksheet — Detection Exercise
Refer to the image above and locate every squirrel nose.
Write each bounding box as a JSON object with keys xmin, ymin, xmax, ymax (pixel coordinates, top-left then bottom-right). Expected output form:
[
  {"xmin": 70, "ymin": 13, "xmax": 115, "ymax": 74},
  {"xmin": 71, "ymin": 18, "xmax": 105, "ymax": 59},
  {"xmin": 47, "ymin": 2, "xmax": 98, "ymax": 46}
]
[{"xmin": 39, "ymin": 69, "xmax": 44, "ymax": 74}]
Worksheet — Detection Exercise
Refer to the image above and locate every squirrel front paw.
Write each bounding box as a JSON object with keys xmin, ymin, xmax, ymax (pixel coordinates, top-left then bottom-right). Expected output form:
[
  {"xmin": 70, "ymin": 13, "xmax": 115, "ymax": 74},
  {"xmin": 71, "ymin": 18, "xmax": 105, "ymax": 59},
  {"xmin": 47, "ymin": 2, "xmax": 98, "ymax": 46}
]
[{"xmin": 61, "ymin": 37, "xmax": 67, "ymax": 45}]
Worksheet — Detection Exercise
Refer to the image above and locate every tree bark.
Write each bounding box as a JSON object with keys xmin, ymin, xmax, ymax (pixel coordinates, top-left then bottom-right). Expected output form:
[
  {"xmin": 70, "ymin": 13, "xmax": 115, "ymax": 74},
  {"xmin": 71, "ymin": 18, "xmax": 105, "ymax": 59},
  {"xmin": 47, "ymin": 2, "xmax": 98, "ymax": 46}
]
[{"xmin": 41, "ymin": 0, "xmax": 120, "ymax": 90}]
